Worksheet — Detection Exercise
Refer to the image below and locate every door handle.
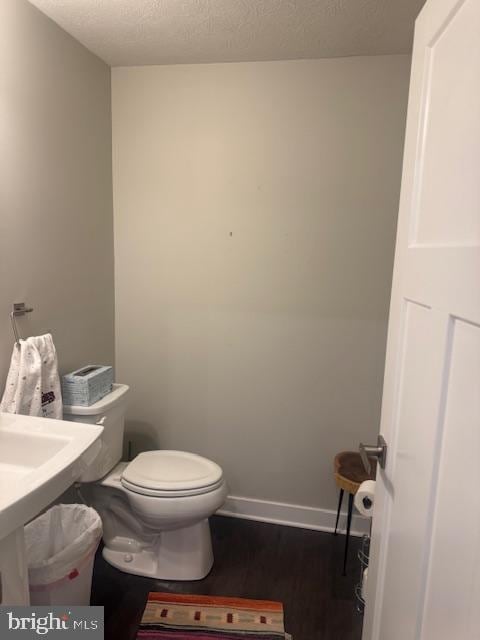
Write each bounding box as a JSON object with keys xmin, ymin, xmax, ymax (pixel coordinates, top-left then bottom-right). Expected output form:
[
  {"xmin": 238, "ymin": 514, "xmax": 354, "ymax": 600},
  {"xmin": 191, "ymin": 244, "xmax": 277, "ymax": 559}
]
[{"xmin": 359, "ymin": 435, "xmax": 387, "ymax": 474}]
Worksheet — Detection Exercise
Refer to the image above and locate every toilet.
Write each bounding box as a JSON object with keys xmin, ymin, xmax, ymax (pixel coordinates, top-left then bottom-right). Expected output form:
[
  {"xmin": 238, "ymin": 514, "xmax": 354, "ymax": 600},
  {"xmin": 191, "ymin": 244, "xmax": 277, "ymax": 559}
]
[{"xmin": 63, "ymin": 384, "xmax": 227, "ymax": 580}]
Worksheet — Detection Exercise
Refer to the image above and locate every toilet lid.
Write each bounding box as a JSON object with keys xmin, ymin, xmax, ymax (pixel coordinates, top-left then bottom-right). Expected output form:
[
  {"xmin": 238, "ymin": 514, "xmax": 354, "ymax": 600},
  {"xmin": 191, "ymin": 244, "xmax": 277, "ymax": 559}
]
[{"xmin": 121, "ymin": 450, "xmax": 223, "ymax": 494}]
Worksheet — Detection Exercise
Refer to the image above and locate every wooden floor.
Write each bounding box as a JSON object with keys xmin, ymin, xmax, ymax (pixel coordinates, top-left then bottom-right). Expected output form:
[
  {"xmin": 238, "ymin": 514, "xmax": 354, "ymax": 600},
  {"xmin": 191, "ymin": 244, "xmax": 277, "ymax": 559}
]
[{"xmin": 91, "ymin": 515, "xmax": 364, "ymax": 640}]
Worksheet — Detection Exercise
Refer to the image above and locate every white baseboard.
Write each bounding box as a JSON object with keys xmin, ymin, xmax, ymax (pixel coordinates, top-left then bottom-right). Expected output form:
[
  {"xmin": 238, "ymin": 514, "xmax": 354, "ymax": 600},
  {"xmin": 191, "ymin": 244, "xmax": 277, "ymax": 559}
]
[{"xmin": 217, "ymin": 495, "xmax": 370, "ymax": 537}]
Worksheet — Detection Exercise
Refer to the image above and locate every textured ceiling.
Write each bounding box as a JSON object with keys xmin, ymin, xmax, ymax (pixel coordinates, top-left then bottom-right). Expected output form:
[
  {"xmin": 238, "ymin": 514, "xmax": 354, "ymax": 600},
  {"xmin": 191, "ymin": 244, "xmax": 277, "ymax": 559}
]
[{"xmin": 28, "ymin": 0, "xmax": 426, "ymax": 67}]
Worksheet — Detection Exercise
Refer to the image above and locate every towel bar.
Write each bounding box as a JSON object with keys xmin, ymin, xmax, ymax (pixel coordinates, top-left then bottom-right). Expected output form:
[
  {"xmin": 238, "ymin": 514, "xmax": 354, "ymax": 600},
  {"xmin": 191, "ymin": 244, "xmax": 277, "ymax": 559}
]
[{"xmin": 10, "ymin": 302, "xmax": 34, "ymax": 345}]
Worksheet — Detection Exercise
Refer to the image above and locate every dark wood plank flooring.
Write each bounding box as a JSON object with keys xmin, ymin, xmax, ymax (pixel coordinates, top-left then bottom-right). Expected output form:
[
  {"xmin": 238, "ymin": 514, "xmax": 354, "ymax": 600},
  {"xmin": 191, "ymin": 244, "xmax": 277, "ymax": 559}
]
[{"xmin": 91, "ymin": 515, "xmax": 364, "ymax": 640}]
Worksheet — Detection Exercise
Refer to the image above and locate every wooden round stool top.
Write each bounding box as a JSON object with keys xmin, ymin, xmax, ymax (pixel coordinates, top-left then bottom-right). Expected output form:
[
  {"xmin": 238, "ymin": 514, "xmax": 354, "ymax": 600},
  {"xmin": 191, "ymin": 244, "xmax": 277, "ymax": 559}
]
[{"xmin": 334, "ymin": 451, "xmax": 376, "ymax": 495}]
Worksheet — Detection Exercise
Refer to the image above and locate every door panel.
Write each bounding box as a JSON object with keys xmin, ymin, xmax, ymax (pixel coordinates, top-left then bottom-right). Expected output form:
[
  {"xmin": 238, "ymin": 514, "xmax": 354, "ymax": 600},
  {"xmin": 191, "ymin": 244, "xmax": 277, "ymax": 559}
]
[
  {"xmin": 378, "ymin": 305, "xmax": 450, "ymax": 640},
  {"xmin": 415, "ymin": 0, "xmax": 480, "ymax": 246},
  {"xmin": 422, "ymin": 318, "xmax": 480, "ymax": 638}
]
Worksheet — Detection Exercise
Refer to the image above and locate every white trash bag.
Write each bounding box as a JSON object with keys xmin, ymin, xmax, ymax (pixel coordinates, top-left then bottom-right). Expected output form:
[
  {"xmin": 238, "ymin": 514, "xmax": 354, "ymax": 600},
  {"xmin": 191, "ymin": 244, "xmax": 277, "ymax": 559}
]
[{"xmin": 25, "ymin": 504, "xmax": 102, "ymax": 606}]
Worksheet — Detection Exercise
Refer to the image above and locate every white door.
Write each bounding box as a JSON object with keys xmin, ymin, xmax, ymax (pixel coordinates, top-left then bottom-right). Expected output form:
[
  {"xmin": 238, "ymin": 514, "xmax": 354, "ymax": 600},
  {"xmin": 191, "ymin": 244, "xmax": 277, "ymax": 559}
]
[{"xmin": 363, "ymin": 0, "xmax": 480, "ymax": 638}]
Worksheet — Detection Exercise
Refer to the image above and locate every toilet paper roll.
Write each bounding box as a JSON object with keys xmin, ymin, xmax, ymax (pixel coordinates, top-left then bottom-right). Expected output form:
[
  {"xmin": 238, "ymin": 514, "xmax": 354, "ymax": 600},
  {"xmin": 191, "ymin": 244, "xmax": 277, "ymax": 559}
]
[{"xmin": 354, "ymin": 480, "xmax": 376, "ymax": 517}]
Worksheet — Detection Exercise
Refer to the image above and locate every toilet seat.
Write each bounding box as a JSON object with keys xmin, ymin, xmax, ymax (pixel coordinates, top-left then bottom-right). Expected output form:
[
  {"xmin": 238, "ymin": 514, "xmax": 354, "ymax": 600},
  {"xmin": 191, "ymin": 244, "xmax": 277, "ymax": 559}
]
[{"xmin": 121, "ymin": 450, "xmax": 224, "ymax": 498}]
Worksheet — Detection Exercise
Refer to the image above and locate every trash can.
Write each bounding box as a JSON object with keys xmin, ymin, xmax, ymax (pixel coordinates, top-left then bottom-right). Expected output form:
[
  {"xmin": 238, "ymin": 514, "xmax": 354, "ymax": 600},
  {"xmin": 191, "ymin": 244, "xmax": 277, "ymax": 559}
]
[{"xmin": 25, "ymin": 504, "xmax": 102, "ymax": 606}]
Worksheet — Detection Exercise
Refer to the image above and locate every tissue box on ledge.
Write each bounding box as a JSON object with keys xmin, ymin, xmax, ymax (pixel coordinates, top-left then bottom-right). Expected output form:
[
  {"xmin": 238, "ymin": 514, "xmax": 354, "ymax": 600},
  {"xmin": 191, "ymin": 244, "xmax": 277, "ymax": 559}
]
[{"xmin": 61, "ymin": 365, "xmax": 113, "ymax": 407}]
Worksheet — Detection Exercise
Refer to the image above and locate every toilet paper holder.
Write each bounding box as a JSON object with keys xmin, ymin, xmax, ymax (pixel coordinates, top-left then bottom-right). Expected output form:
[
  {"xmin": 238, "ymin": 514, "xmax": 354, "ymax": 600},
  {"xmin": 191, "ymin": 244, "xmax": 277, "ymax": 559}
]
[{"xmin": 359, "ymin": 435, "xmax": 387, "ymax": 474}]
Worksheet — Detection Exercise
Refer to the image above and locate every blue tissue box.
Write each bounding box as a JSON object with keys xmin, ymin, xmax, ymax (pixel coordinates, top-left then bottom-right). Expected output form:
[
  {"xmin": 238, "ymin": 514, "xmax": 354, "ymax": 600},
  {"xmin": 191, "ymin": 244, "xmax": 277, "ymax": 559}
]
[{"xmin": 62, "ymin": 365, "xmax": 113, "ymax": 407}]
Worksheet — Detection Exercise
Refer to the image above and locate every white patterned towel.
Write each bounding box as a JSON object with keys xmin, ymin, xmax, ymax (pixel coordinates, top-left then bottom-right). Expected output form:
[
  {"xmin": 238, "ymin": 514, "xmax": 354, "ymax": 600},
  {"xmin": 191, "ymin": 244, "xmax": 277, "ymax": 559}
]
[{"xmin": 0, "ymin": 334, "xmax": 62, "ymax": 419}]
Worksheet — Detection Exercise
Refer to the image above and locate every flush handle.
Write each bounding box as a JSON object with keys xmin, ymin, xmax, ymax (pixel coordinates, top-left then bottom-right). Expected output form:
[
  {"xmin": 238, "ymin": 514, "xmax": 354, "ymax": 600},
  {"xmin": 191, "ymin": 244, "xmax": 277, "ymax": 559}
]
[{"xmin": 359, "ymin": 435, "xmax": 387, "ymax": 475}]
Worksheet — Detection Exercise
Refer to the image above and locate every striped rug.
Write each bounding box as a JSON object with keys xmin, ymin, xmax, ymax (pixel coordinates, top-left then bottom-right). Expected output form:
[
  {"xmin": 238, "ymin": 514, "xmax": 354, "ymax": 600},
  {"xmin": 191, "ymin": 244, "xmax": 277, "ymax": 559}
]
[{"xmin": 136, "ymin": 592, "xmax": 292, "ymax": 639}]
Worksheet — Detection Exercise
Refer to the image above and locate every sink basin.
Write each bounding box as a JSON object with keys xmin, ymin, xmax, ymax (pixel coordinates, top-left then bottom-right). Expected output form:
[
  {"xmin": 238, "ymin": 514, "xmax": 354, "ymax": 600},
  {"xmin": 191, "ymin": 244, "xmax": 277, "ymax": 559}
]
[
  {"xmin": 0, "ymin": 412, "xmax": 103, "ymax": 541},
  {"xmin": 0, "ymin": 430, "xmax": 68, "ymax": 486}
]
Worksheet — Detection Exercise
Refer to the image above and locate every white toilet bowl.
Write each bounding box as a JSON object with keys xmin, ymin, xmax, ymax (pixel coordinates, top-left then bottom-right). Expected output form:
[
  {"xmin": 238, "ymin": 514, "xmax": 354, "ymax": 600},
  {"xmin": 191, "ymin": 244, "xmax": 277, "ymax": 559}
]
[
  {"xmin": 65, "ymin": 385, "xmax": 227, "ymax": 580},
  {"xmin": 87, "ymin": 452, "xmax": 228, "ymax": 580}
]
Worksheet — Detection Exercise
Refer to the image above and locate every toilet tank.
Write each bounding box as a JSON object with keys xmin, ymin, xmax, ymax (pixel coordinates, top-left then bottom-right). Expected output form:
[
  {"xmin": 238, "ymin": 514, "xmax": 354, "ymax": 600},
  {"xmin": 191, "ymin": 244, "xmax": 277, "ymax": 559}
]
[{"xmin": 63, "ymin": 383, "xmax": 130, "ymax": 482}]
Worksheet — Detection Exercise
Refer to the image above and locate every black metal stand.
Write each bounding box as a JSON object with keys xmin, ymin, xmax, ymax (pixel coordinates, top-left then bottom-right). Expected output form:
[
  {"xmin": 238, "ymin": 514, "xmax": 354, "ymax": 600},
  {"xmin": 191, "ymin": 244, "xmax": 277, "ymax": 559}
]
[
  {"xmin": 334, "ymin": 488, "xmax": 355, "ymax": 575},
  {"xmin": 334, "ymin": 488, "xmax": 344, "ymax": 535},
  {"xmin": 343, "ymin": 493, "xmax": 354, "ymax": 576}
]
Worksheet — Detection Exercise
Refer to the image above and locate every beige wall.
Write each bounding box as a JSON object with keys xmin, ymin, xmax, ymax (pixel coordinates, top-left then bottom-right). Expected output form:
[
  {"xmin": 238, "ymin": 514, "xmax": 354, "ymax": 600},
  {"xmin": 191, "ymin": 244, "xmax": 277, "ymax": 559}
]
[
  {"xmin": 113, "ymin": 56, "xmax": 410, "ymax": 511},
  {"xmin": 0, "ymin": 0, "xmax": 115, "ymax": 384}
]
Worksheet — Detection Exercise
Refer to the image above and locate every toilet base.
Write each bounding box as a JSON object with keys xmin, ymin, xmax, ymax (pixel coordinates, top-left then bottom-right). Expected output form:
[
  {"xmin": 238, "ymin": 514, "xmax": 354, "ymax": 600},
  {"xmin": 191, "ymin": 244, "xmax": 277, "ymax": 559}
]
[{"xmin": 102, "ymin": 519, "xmax": 214, "ymax": 580}]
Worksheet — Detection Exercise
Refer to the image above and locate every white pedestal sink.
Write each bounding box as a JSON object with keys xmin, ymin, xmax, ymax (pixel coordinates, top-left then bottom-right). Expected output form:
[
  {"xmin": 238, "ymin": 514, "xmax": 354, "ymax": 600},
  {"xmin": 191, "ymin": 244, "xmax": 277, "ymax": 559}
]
[{"xmin": 0, "ymin": 412, "xmax": 103, "ymax": 605}]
